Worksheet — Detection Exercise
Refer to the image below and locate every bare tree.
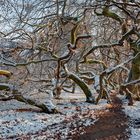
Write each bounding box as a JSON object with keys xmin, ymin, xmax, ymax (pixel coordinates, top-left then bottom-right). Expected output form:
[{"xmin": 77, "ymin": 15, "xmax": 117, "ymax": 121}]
[{"xmin": 0, "ymin": 0, "xmax": 140, "ymax": 113}]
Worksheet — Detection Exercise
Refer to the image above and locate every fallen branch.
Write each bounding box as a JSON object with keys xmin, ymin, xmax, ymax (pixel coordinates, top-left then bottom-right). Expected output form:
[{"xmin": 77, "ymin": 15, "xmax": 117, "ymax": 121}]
[
  {"xmin": 0, "ymin": 83, "xmax": 58, "ymax": 113},
  {"xmin": 12, "ymin": 90, "xmax": 58, "ymax": 113}
]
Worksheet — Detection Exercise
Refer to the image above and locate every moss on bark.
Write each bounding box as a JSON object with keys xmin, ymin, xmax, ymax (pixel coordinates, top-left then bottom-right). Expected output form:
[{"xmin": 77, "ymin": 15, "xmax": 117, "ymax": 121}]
[{"xmin": 68, "ymin": 72, "xmax": 95, "ymax": 103}]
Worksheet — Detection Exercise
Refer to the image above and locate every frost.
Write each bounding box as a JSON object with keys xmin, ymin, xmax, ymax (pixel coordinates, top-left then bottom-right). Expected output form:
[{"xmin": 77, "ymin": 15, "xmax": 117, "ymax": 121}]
[
  {"xmin": 0, "ymin": 92, "xmax": 107, "ymax": 139},
  {"xmin": 122, "ymin": 95, "xmax": 140, "ymax": 139}
]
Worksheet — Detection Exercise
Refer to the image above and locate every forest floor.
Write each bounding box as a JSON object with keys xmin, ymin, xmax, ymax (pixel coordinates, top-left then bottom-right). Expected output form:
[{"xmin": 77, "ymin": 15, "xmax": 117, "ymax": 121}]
[
  {"xmin": 74, "ymin": 92, "xmax": 130, "ymax": 140},
  {"xmin": 0, "ymin": 90, "xmax": 140, "ymax": 140}
]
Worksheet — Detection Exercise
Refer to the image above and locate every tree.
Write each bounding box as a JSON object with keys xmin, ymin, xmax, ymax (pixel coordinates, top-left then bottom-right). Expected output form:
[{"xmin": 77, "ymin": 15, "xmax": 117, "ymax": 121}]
[{"xmin": 0, "ymin": 0, "xmax": 140, "ymax": 113}]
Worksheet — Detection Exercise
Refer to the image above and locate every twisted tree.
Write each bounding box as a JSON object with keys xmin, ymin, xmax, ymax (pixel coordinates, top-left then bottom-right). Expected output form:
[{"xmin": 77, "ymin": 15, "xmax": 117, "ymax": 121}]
[{"xmin": 0, "ymin": 0, "xmax": 140, "ymax": 113}]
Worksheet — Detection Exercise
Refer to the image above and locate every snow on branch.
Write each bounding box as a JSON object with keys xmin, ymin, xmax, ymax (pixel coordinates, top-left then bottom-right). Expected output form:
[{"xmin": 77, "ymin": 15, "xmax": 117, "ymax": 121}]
[
  {"xmin": 83, "ymin": 27, "xmax": 135, "ymax": 60},
  {"xmin": 103, "ymin": 52, "xmax": 140, "ymax": 75},
  {"xmin": 0, "ymin": 57, "xmax": 57, "ymax": 67},
  {"xmin": 122, "ymin": 79, "xmax": 140, "ymax": 87}
]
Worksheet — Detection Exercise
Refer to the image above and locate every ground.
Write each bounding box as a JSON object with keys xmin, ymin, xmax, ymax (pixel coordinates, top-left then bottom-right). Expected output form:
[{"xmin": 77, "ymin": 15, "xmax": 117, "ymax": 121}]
[{"xmin": 0, "ymin": 90, "xmax": 140, "ymax": 140}]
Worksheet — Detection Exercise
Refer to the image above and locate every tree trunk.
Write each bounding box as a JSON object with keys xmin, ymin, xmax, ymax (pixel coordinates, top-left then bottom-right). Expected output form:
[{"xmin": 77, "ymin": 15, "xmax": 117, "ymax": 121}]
[
  {"xmin": 67, "ymin": 72, "xmax": 95, "ymax": 103},
  {"xmin": 128, "ymin": 53, "xmax": 140, "ymax": 100}
]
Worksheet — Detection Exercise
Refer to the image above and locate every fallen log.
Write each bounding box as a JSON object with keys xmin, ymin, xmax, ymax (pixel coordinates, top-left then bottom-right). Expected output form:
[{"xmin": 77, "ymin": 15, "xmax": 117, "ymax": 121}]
[{"xmin": 0, "ymin": 83, "xmax": 58, "ymax": 113}]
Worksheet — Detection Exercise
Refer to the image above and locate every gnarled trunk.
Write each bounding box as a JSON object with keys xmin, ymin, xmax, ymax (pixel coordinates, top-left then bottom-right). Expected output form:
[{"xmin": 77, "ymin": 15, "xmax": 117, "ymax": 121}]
[{"xmin": 67, "ymin": 72, "xmax": 95, "ymax": 103}]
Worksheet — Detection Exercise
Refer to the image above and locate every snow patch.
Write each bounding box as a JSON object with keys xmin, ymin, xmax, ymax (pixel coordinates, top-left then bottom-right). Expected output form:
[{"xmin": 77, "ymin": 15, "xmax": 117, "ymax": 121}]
[{"xmin": 123, "ymin": 97, "xmax": 140, "ymax": 140}]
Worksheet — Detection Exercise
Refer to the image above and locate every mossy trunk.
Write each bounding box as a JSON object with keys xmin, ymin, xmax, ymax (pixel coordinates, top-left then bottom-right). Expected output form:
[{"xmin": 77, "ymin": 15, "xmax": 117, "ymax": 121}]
[
  {"xmin": 0, "ymin": 83, "xmax": 13, "ymax": 90},
  {"xmin": 128, "ymin": 53, "xmax": 140, "ymax": 100},
  {"xmin": 68, "ymin": 72, "xmax": 95, "ymax": 103}
]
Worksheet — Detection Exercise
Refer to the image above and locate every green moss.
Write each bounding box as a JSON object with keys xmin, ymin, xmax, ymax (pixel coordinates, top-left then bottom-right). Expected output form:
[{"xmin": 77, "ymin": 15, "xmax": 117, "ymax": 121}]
[
  {"xmin": 0, "ymin": 83, "xmax": 12, "ymax": 91},
  {"xmin": 68, "ymin": 72, "xmax": 95, "ymax": 103},
  {"xmin": 70, "ymin": 24, "xmax": 79, "ymax": 44},
  {"xmin": 103, "ymin": 7, "xmax": 122, "ymax": 23},
  {"xmin": 131, "ymin": 53, "xmax": 140, "ymax": 79}
]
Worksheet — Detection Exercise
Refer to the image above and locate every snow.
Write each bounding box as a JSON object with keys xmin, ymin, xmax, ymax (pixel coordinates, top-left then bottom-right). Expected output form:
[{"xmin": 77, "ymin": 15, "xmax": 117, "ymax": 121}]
[
  {"xmin": 2, "ymin": 87, "xmax": 137, "ymax": 139},
  {"xmin": 0, "ymin": 92, "xmax": 107, "ymax": 139},
  {"xmin": 0, "ymin": 109, "xmax": 56, "ymax": 138},
  {"xmin": 121, "ymin": 95, "xmax": 140, "ymax": 140},
  {"xmin": 130, "ymin": 128, "xmax": 140, "ymax": 140}
]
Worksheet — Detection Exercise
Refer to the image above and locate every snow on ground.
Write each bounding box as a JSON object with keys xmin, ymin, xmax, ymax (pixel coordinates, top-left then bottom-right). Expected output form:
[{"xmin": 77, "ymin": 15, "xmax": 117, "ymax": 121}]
[
  {"xmin": 0, "ymin": 91, "xmax": 108, "ymax": 139},
  {"xmin": 119, "ymin": 95, "xmax": 140, "ymax": 140}
]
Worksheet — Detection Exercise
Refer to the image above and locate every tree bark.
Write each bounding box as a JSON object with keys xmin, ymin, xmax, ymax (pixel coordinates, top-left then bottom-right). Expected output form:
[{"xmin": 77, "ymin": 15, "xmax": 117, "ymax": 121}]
[
  {"xmin": 128, "ymin": 52, "xmax": 140, "ymax": 100},
  {"xmin": 67, "ymin": 72, "xmax": 95, "ymax": 103}
]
